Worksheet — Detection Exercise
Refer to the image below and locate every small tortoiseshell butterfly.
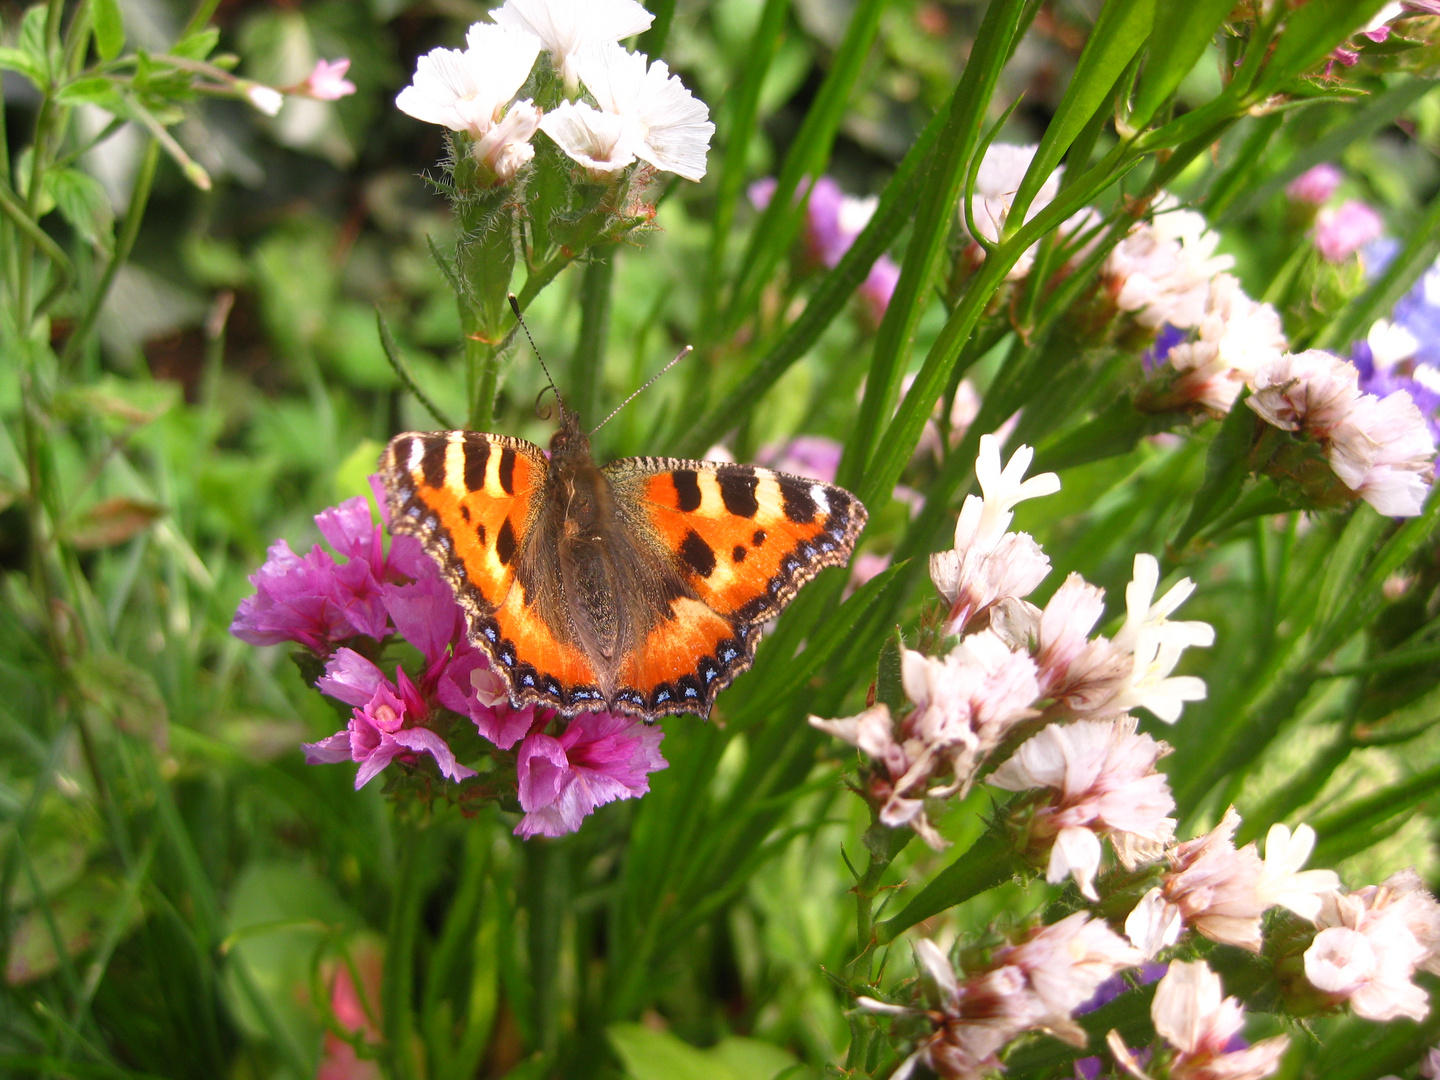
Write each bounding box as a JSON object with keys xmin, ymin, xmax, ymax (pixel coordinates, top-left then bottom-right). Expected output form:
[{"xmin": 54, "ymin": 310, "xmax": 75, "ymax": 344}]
[{"xmin": 380, "ymin": 393, "xmax": 867, "ymax": 720}]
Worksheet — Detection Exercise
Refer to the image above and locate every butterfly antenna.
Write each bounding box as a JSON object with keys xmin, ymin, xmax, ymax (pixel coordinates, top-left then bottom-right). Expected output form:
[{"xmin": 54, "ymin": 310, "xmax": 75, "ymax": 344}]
[
  {"xmin": 588, "ymin": 345, "xmax": 694, "ymax": 436},
  {"xmin": 508, "ymin": 294, "xmax": 567, "ymax": 417}
]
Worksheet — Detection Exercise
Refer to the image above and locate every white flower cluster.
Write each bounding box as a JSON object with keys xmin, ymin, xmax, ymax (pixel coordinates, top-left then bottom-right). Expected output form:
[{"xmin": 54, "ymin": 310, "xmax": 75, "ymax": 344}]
[
  {"xmin": 395, "ymin": 0, "xmax": 713, "ymax": 184},
  {"xmin": 812, "ymin": 434, "xmax": 1213, "ymax": 856}
]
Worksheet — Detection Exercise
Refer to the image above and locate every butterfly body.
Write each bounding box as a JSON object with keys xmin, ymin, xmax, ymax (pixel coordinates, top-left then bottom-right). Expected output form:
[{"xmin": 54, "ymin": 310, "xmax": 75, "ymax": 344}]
[{"xmin": 382, "ymin": 411, "xmax": 867, "ymax": 720}]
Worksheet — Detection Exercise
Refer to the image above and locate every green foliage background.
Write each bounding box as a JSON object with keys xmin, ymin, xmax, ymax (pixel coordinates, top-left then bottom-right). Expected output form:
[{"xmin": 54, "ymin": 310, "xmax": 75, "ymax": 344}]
[{"xmin": 3, "ymin": 0, "xmax": 1440, "ymax": 1077}]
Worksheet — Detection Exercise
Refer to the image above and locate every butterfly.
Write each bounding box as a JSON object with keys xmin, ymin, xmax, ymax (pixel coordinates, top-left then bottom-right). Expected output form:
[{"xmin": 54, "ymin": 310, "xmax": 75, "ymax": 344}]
[{"xmin": 380, "ymin": 405, "xmax": 867, "ymax": 720}]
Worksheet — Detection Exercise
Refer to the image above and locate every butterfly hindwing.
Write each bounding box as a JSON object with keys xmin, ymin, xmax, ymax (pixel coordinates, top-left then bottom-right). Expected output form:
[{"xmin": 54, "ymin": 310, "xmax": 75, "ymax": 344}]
[
  {"xmin": 602, "ymin": 457, "xmax": 867, "ymax": 714},
  {"xmin": 381, "ymin": 431, "xmax": 605, "ymax": 710}
]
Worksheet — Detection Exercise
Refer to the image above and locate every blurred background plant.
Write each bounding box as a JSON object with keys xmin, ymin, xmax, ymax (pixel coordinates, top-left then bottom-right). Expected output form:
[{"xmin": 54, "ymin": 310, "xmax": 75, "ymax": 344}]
[{"xmin": 4, "ymin": 0, "xmax": 1440, "ymax": 1078}]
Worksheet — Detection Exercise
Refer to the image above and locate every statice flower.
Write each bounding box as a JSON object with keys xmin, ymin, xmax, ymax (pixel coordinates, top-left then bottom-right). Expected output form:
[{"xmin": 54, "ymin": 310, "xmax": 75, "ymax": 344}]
[
  {"xmin": 1107, "ymin": 960, "xmax": 1290, "ymax": 1080},
  {"xmin": 1155, "ymin": 274, "xmax": 1289, "ymax": 414},
  {"xmin": 492, "ymin": 0, "xmax": 653, "ymax": 91},
  {"xmin": 862, "ymin": 915, "xmax": 1142, "ymax": 1079},
  {"xmin": 1286, "ymin": 163, "xmax": 1343, "ymax": 206},
  {"xmin": 1350, "ymin": 257, "xmax": 1440, "ymax": 444},
  {"xmin": 541, "ymin": 42, "xmax": 713, "ymax": 181},
  {"xmin": 304, "ymin": 649, "xmax": 478, "ymax": 789},
  {"xmin": 231, "ymin": 492, "xmax": 429, "ymax": 653},
  {"xmin": 810, "ymin": 630, "xmax": 1040, "ymax": 849},
  {"xmin": 1304, "ymin": 869, "xmax": 1440, "ymax": 1022},
  {"xmin": 989, "ymin": 717, "xmax": 1176, "ymax": 900},
  {"xmin": 1126, "ymin": 808, "xmax": 1336, "ymax": 958},
  {"xmin": 749, "ymin": 176, "xmax": 901, "ymax": 318},
  {"xmin": 515, "ymin": 711, "xmax": 667, "ymax": 837},
  {"xmin": 959, "ymin": 143, "xmax": 1062, "ymax": 280},
  {"xmin": 929, "ymin": 435, "xmax": 1060, "ymax": 637},
  {"xmin": 395, "ymin": 23, "xmax": 543, "ymax": 183},
  {"xmin": 1104, "ymin": 198, "xmax": 1235, "ymax": 329},
  {"xmin": 1247, "ymin": 349, "xmax": 1436, "ymax": 515},
  {"xmin": 1314, "ymin": 200, "xmax": 1385, "ymax": 263},
  {"xmin": 299, "ymin": 58, "xmax": 357, "ymax": 101}
]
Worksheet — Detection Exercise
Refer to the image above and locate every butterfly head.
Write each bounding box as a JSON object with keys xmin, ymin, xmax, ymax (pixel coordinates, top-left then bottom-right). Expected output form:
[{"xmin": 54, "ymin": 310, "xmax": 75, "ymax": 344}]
[{"xmin": 549, "ymin": 405, "xmax": 591, "ymax": 462}]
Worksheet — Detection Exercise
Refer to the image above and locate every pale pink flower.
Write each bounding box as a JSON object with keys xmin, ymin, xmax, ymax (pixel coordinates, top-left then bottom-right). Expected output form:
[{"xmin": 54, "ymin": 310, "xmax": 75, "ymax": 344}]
[
  {"xmin": 492, "ymin": 0, "xmax": 653, "ymax": 91},
  {"xmin": 1163, "ymin": 274, "xmax": 1288, "ymax": 414},
  {"xmin": 1315, "ymin": 200, "xmax": 1385, "ymax": 262},
  {"xmin": 1127, "ymin": 808, "xmax": 1266, "ymax": 956},
  {"xmin": 302, "ymin": 58, "xmax": 357, "ymax": 100},
  {"xmin": 1305, "ymin": 869, "xmax": 1440, "ymax": 1021},
  {"xmin": 244, "ymin": 83, "xmax": 284, "ymax": 116},
  {"xmin": 515, "ymin": 711, "xmax": 666, "ymax": 837},
  {"xmin": 989, "ymin": 717, "xmax": 1175, "ymax": 899},
  {"xmin": 930, "ymin": 435, "xmax": 1060, "ymax": 636},
  {"xmin": 1022, "ymin": 575, "xmax": 1131, "ymax": 711},
  {"xmin": 861, "ymin": 917, "xmax": 1140, "ymax": 1079},
  {"xmin": 1286, "ymin": 163, "xmax": 1342, "ymax": 206},
  {"xmin": 810, "ymin": 631, "xmax": 1041, "ymax": 849},
  {"xmin": 1248, "ymin": 350, "xmax": 1435, "ymax": 516},
  {"xmin": 959, "ymin": 143, "xmax": 1063, "ymax": 280},
  {"xmin": 1105, "ymin": 555, "xmax": 1213, "ymax": 724},
  {"xmin": 1422, "ymin": 1046, "xmax": 1440, "ymax": 1079},
  {"xmin": 1248, "ymin": 349, "xmax": 1362, "ymax": 434},
  {"xmin": 1108, "ymin": 960, "xmax": 1289, "ymax": 1080},
  {"xmin": 1105, "ymin": 198, "xmax": 1235, "ymax": 329},
  {"xmin": 1256, "ymin": 823, "xmax": 1339, "ymax": 921}
]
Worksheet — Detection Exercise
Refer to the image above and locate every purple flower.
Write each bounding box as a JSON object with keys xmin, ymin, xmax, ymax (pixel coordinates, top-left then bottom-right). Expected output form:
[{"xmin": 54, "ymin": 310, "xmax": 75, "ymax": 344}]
[
  {"xmin": 514, "ymin": 712, "xmax": 667, "ymax": 837},
  {"xmin": 436, "ymin": 642, "xmax": 538, "ymax": 749},
  {"xmin": 860, "ymin": 254, "xmax": 901, "ymax": 321},
  {"xmin": 759, "ymin": 435, "xmax": 842, "ymax": 483},
  {"xmin": 305, "ymin": 648, "xmax": 476, "ymax": 788},
  {"xmin": 1314, "ymin": 200, "xmax": 1385, "ymax": 263},
  {"xmin": 1286, "ymin": 163, "xmax": 1342, "ymax": 206},
  {"xmin": 232, "ymin": 484, "xmax": 434, "ymax": 654}
]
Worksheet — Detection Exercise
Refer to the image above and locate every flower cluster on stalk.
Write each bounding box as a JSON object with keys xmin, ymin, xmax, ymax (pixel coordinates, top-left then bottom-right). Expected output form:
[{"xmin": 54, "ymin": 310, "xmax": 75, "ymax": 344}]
[
  {"xmin": 395, "ymin": 0, "xmax": 712, "ymax": 187},
  {"xmin": 812, "ymin": 435, "xmax": 1440, "ymax": 1078},
  {"xmin": 231, "ymin": 480, "xmax": 666, "ymax": 837}
]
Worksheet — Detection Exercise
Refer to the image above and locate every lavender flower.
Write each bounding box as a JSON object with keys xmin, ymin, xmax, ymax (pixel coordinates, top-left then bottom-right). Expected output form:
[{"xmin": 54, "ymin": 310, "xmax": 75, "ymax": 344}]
[
  {"xmin": 1286, "ymin": 163, "xmax": 1343, "ymax": 206},
  {"xmin": 1314, "ymin": 201, "xmax": 1385, "ymax": 263}
]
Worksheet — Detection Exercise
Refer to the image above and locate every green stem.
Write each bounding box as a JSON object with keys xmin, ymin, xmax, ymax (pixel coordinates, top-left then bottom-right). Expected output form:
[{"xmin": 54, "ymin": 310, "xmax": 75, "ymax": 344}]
[
  {"xmin": 853, "ymin": 821, "xmax": 914, "ymax": 971},
  {"xmin": 466, "ymin": 335, "xmax": 501, "ymax": 431},
  {"xmin": 570, "ymin": 247, "xmax": 615, "ymax": 427},
  {"xmin": 61, "ymin": 138, "xmax": 160, "ymax": 369}
]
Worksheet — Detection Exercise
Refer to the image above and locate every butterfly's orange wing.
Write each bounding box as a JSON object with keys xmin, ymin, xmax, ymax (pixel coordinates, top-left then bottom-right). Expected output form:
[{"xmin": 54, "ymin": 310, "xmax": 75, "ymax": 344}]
[
  {"xmin": 381, "ymin": 431, "xmax": 608, "ymax": 709},
  {"xmin": 603, "ymin": 458, "xmax": 867, "ymax": 716}
]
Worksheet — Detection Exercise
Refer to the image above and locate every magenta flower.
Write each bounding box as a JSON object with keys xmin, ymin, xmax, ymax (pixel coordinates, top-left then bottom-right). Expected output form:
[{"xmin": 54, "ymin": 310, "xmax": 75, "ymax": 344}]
[
  {"xmin": 1314, "ymin": 200, "xmax": 1384, "ymax": 262},
  {"xmin": 303, "ymin": 58, "xmax": 357, "ymax": 101},
  {"xmin": 515, "ymin": 713, "xmax": 667, "ymax": 837},
  {"xmin": 1286, "ymin": 164, "xmax": 1342, "ymax": 206},
  {"xmin": 759, "ymin": 435, "xmax": 842, "ymax": 483},
  {"xmin": 232, "ymin": 489, "xmax": 431, "ymax": 654},
  {"xmin": 860, "ymin": 254, "xmax": 901, "ymax": 321},
  {"xmin": 436, "ymin": 641, "xmax": 539, "ymax": 750},
  {"xmin": 305, "ymin": 648, "xmax": 476, "ymax": 789}
]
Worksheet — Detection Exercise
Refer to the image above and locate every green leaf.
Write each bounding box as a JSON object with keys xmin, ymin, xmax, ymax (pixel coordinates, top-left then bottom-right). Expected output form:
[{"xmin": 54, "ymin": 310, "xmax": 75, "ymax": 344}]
[
  {"xmin": 55, "ymin": 75, "xmax": 123, "ymax": 110},
  {"xmin": 1009, "ymin": 0, "xmax": 1153, "ymax": 227},
  {"xmin": 1170, "ymin": 391, "xmax": 1260, "ymax": 552},
  {"xmin": 14, "ymin": 3, "xmax": 52, "ymax": 86},
  {"xmin": 45, "ymin": 167, "xmax": 115, "ymax": 253},
  {"xmin": 1130, "ymin": 0, "xmax": 1235, "ymax": 126},
  {"xmin": 0, "ymin": 45, "xmax": 45, "ymax": 86},
  {"xmin": 170, "ymin": 25, "xmax": 219, "ymax": 60},
  {"xmin": 875, "ymin": 823, "xmax": 1020, "ymax": 944},
  {"xmin": 91, "ymin": 0, "xmax": 124, "ymax": 61},
  {"xmin": 608, "ymin": 1024, "xmax": 810, "ymax": 1080}
]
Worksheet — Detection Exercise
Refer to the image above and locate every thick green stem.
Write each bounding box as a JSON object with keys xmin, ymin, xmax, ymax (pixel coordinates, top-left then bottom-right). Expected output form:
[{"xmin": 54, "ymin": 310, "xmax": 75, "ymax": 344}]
[{"xmin": 570, "ymin": 247, "xmax": 615, "ymax": 427}]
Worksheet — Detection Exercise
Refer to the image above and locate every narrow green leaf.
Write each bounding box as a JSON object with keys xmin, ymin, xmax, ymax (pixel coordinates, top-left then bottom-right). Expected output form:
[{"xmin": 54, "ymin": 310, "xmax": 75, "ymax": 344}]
[
  {"xmin": 16, "ymin": 3, "xmax": 53, "ymax": 87},
  {"xmin": 170, "ymin": 26, "xmax": 219, "ymax": 61},
  {"xmin": 0, "ymin": 45, "xmax": 46, "ymax": 86},
  {"xmin": 1008, "ymin": 0, "xmax": 1153, "ymax": 228},
  {"xmin": 1170, "ymin": 391, "xmax": 1260, "ymax": 552},
  {"xmin": 874, "ymin": 824, "xmax": 1019, "ymax": 944},
  {"xmin": 716, "ymin": 0, "xmax": 889, "ymax": 340},
  {"xmin": 1310, "ymin": 761, "xmax": 1440, "ymax": 864},
  {"xmin": 92, "ymin": 0, "xmax": 125, "ymax": 61},
  {"xmin": 841, "ymin": 0, "xmax": 1031, "ymax": 488},
  {"xmin": 1130, "ymin": 0, "xmax": 1234, "ymax": 127}
]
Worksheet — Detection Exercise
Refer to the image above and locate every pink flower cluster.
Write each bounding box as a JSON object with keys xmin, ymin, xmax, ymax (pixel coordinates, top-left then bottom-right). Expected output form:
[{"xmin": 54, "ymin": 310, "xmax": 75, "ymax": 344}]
[
  {"xmin": 860, "ymin": 914, "xmax": 1141, "ymax": 1079},
  {"xmin": 1247, "ymin": 348, "xmax": 1436, "ymax": 516},
  {"xmin": 812, "ymin": 436, "xmax": 1213, "ymax": 855},
  {"xmin": 232, "ymin": 480, "xmax": 666, "ymax": 836}
]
